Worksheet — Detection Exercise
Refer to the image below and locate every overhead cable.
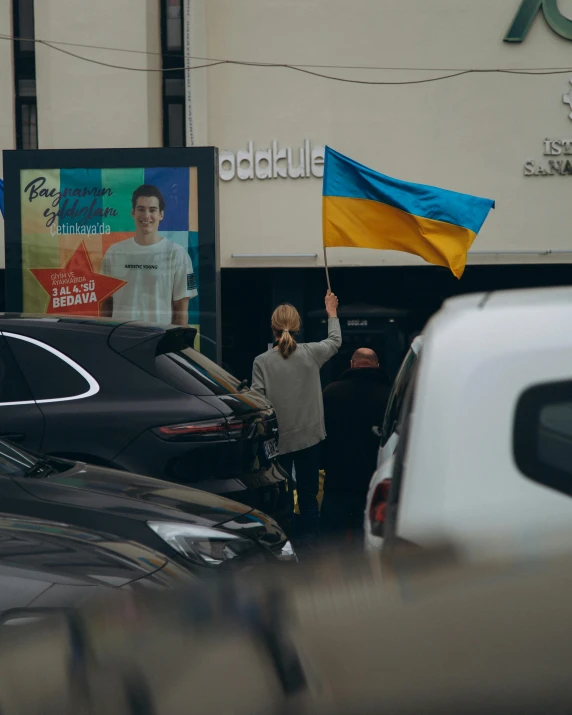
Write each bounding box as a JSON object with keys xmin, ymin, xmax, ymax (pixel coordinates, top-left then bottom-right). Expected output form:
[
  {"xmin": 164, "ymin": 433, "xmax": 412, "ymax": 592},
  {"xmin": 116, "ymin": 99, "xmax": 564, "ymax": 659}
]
[{"xmin": 1, "ymin": 33, "xmax": 572, "ymax": 85}]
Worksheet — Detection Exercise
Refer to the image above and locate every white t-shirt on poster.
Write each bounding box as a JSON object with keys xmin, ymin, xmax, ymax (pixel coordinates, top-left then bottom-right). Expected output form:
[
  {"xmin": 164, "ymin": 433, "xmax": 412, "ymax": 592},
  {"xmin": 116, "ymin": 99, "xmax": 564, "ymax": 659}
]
[{"xmin": 101, "ymin": 237, "xmax": 198, "ymax": 323}]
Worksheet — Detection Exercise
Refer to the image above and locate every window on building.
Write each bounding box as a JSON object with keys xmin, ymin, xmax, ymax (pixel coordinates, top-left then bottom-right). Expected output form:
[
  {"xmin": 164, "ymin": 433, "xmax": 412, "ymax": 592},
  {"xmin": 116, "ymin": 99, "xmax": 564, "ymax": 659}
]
[
  {"xmin": 12, "ymin": 0, "xmax": 38, "ymax": 150},
  {"xmin": 161, "ymin": 0, "xmax": 186, "ymax": 147},
  {"xmin": 165, "ymin": 0, "xmax": 183, "ymax": 52},
  {"xmin": 514, "ymin": 381, "xmax": 572, "ymax": 497}
]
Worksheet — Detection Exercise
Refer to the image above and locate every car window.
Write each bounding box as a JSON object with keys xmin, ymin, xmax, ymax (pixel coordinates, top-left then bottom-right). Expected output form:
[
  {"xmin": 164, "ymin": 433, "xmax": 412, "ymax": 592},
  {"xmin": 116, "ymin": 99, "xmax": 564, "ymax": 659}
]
[
  {"xmin": 514, "ymin": 381, "xmax": 572, "ymax": 497},
  {"xmin": 381, "ymin": 346, "xmax": 418, "ymax": 444},
  {"xmin": 4, "ymin": 334, "xmax": 97, "ymax": 403},
  {"xmin": 383, "ymin": 413, "xmax": 412, "ymax": 550},
  {"xmin": 156, "ymin": 347, "xmax": 241, "ymax": 396},
  {"xmin": 538, "ymin": 403, "xmax": 572, "ymax": 472},
  {"xmin": 383, "ymin": 361, "xmax": 419, "ymax": 549},
  {"xmin": 0, "ymin": 337, "xmax": 33, "ymax": 405},
  {"xmin": 0, "ymin": 440, "xmax": 37, "ymax": 477}
]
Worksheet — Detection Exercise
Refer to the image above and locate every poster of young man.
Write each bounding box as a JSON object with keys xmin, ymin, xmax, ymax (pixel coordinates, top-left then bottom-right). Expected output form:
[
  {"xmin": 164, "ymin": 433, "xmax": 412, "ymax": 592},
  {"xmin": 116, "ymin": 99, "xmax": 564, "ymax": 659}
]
[
  {"xmin": 2, "ymin": 148, "xmax": 219, "ymax": 361},
  {"xmin": 100, "ymin": 183, "xmax": 198, "ymax": 326}
]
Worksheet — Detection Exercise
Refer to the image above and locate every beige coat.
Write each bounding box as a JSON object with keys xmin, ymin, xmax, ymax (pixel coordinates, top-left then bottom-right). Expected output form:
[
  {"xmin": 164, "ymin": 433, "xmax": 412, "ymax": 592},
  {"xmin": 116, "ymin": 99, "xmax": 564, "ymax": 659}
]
[{"xmin": 251, "ymin": 318, "xmax": 342, "ymax": 455}]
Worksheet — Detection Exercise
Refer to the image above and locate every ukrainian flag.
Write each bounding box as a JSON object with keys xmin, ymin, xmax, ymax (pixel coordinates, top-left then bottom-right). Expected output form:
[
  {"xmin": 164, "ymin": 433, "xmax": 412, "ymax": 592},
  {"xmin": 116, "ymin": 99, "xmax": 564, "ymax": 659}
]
[{"xmin": 322, "ymin": 147, "xmax": 495, "ymax": 278}]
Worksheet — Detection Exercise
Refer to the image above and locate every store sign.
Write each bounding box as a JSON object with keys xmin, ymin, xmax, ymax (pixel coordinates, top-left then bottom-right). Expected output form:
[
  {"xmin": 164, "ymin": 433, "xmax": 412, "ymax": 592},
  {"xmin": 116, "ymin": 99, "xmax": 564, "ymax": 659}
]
[
  {"xmin": 523, "ymin": 76, "xmax": 572, "ymax": 175},
  {"xmin": 505, "ymin": 0, "xmax": 572, "ymax": 42},
  {"xmin": 524, "ymin": 139, "xmax": 572, "ymax": 175},
  {"xmin": 219, "ymin": 141, "xmax": 325, "ymax": 181}
]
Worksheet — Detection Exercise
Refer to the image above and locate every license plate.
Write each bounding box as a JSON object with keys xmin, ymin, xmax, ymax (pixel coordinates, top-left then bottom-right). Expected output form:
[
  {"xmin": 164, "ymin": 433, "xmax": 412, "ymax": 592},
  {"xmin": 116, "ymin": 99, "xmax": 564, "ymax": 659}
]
[{"xmin": 263, "ymin": 438, "xmax": 279, "ymax": 460}]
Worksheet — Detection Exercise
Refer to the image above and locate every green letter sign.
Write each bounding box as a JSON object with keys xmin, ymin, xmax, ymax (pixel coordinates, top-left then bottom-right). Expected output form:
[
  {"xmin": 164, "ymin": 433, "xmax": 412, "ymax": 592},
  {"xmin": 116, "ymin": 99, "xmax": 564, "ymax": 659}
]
[{"xmin": 505, "ymin": 0, "xmax": 572, "ymax": 42}]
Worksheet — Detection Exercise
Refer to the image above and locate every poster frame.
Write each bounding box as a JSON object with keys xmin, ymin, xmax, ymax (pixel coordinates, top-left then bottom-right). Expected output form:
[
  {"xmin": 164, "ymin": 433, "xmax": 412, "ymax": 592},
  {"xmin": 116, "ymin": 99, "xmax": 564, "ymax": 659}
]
[{"xmin": 2, "ymin": 146, "xmax": 221, "ymax": 364}]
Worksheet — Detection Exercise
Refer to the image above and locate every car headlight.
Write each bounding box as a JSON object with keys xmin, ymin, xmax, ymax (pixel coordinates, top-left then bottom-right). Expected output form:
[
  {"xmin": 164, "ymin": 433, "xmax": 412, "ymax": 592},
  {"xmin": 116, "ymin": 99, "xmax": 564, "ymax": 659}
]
[
  {"xmin": 147, "ymin": 522, "xmax": 260, "ymax": 566},
  {"xmin": 275, "ymin": 540, "xmax": 297, "ymax": 562}
]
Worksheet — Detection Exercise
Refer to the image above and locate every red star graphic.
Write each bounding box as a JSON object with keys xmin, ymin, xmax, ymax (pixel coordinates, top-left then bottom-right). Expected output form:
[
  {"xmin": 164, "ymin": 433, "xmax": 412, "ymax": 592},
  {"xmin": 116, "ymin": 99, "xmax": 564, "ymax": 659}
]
[{"xmin": 30, "ymin": 241, "xmax": 126, "ymax": 317}]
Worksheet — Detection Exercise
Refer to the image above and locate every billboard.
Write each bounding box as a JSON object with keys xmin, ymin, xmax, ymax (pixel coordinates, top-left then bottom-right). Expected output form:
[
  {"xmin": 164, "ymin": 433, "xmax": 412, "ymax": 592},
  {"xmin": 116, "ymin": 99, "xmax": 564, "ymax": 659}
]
[{"xmin": 2, "ymin": 148, "xmax": 220, "ymax": 362}]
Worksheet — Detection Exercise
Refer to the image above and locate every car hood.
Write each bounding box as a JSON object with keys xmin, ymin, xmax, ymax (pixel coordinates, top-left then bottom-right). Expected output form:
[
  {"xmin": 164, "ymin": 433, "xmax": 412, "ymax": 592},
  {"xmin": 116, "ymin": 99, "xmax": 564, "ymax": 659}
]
[
  {"xmin": 15, "ymin": 462, "xmax": 255, "ymax": 528},
  {"xmin": 0, "ymin": 514, "xmax": 176, "ymax": 599}
]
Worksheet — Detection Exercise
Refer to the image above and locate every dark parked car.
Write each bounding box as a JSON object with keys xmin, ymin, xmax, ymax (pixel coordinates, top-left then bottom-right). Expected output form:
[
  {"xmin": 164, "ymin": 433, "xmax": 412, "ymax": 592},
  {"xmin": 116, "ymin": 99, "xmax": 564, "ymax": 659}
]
[
  {"xmin": 0, "ymin": 512, "xmax": 196, "ymax": 626},
  {"xmin": 0, "ymin": 439, "xmax": 296, "ymax": 575},
  {"xmin": 0, "ymin": 315, "xmax": 288, "ymax": 523}
]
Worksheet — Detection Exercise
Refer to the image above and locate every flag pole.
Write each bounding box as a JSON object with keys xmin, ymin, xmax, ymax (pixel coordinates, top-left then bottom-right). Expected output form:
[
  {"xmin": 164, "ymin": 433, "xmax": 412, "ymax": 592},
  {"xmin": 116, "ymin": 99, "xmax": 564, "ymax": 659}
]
[
  {"xmin": 323, "ymin": 244, "xmax": 332, "ymax": 292},
  {"xmin": 322, "ymin": 148, "xmax": 332, "ymax": 292}
]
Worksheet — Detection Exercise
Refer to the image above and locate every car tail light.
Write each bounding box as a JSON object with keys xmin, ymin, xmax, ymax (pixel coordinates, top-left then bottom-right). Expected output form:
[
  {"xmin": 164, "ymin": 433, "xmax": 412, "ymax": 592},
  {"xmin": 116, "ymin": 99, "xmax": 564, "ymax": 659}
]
[
  {"xmin": 227, "ymin": 416, "xmax": 248, "ymax": 439},
  {"xmin": 154, "ymin": 419, "xmax": 228, "ymax": 441},
  {"xmin": 154, "ymin": 417, "xmax": 247, "ymax": 441},
  {"xmin": 369, "ymin": 479, "xmax": 391, "ymax": 538}
]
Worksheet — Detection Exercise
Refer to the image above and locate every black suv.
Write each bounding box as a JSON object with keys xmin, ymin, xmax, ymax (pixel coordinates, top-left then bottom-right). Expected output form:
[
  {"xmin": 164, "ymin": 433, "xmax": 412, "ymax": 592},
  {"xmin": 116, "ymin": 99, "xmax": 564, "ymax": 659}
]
[{"xmin": 0, "ymin": 316, "xmax": 288, "ymax": 523}]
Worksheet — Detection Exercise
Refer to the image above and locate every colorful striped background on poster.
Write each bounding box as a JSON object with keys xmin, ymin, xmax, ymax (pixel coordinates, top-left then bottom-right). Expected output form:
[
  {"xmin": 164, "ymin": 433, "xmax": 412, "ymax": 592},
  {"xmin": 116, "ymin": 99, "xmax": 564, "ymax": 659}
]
[{"xmin": 20, "ymin": 166, "xmax": 201, "ymax": 350}]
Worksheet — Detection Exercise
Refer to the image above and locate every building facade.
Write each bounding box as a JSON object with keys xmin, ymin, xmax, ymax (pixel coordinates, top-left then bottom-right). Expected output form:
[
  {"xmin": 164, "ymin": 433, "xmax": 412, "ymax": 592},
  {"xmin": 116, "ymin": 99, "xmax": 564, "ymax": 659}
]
[{"xmin": 2, "ymin": 0, "xmax": 572, "ymax": 378}]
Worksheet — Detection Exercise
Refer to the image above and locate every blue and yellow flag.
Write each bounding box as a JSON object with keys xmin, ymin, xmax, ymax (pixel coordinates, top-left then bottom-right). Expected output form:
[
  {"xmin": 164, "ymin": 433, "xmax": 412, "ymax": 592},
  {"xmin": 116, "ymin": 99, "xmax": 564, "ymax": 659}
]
[{"xmin": 322, "ymin": 147, "xmax": 495, "ymax": 278}]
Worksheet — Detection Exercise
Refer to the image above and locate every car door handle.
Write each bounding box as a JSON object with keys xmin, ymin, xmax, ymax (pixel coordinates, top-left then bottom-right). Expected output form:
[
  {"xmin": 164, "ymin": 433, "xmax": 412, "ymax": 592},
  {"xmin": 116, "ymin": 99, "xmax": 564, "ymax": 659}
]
[{"xmin": 0, "ymin": 433, "xmax": 26, "ymax": 443}]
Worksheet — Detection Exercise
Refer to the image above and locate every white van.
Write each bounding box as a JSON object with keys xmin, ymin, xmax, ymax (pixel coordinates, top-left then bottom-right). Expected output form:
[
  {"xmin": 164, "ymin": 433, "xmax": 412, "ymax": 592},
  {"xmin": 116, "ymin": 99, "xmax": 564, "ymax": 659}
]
[{"xmin": 382, "ymin": 287, "xmax": 572, "ymax": 562}]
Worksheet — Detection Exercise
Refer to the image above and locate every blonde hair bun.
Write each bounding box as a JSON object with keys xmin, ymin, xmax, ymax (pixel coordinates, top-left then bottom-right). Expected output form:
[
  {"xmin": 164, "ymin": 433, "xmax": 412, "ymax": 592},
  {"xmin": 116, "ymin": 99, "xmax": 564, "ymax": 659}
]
[{"xmin": 271, "ymin": 304, "xmax": 300, "ymax": 359}]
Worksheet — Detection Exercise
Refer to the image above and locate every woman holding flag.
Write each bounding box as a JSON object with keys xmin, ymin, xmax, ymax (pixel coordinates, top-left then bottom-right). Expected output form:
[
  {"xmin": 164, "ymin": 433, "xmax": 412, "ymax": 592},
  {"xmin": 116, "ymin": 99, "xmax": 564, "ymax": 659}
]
[{"xmin": 252, "ymin": 290, "xmax": 341, "ymax": 553}]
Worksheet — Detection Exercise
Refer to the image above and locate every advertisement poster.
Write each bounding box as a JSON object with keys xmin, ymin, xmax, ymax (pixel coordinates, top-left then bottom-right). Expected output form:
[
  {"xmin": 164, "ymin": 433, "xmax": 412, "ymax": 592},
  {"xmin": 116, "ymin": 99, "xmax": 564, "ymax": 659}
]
[{"xmin": 3, "ymin": 149, "xmax": 220, "ymax": 361}]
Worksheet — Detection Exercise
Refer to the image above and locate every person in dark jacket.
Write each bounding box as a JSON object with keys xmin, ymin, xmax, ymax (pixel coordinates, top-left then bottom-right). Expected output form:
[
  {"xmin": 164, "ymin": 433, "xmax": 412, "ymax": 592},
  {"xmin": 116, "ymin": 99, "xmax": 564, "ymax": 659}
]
[{"xmin": 321, "ymin": 348, "xmax": 391, "ymax": 541}]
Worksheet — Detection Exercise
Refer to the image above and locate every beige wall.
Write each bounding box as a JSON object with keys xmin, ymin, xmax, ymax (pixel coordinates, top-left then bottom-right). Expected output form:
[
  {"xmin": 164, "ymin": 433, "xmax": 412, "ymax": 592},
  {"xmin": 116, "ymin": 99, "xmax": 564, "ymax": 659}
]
[
  {"xmin": 34, "ymin": 0, "xmax": 162, "ymax": 149},
  {"xmin": 205, "ymin": 0, "xmax": 572, "ymax": 269},
  {"xmin": 0, "ymin": 0, "xmax": 15, "ymax": 270},
  {"xmin": 3, "ymin": 0, "xmax": 572, "ymax": 274}
]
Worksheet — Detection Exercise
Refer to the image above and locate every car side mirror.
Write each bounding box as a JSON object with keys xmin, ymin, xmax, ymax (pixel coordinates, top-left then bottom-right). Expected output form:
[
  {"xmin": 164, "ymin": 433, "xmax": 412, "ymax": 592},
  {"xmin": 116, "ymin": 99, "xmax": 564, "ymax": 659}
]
[{"xmin": 372, "ymin": 425, "xmax": 382, "ymax": 438}]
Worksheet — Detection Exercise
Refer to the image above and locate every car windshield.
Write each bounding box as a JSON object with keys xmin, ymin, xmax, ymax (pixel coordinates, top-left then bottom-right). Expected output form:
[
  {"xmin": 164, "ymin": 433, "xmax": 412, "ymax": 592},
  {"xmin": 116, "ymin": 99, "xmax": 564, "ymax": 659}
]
[{"xmin": 0, "ymin": 441, "xmax": 38, "ymax": 478}]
